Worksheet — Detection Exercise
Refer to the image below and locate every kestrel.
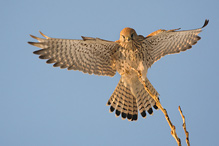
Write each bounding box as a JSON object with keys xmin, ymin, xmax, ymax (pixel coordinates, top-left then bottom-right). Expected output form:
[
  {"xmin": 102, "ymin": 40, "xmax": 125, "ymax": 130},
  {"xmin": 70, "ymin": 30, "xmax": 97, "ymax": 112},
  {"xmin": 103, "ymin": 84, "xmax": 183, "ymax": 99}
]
[{"xmin": 28, "ymin": 20, "xmax": 209, "ymax": 121}]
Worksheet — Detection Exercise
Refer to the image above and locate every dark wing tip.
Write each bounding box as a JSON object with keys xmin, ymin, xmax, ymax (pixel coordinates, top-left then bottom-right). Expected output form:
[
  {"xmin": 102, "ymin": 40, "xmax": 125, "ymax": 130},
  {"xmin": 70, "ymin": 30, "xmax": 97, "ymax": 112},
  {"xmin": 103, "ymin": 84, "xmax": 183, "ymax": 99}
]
[
  {"xmin": 28, "ymin": 42, "xmax": 34, "ymax": 45},
  {"xmin": 39, "ymin": 54, "xmax": 50, "ymax": 59},
  {"xmin": 81, "ymin": 36, "xmax": 86, "ymax": 41},
  {"xmin": 33, "ymin": 49, "xmax": 49, "ymax": 55},
  {"xmin": 33, "ymin": 49, "xmax": 43, "ymax": 55},
  {"xmin": 53, "ymin": 62, "xmax": 62, "ymax": 67},
  {"xmin": 46, "ymin": 58, "xmax": 56, "ymax": 64},
  {"xmin": 202, "ymin": 19, "xmax": 209, "ymax": 28},
  {"xmin": 196, "ymin": 36, "xmax": 201, "ymax": 41},
  {"xmin": 81, "ymin": 36, "xmax": 95, "ymax": 41}
]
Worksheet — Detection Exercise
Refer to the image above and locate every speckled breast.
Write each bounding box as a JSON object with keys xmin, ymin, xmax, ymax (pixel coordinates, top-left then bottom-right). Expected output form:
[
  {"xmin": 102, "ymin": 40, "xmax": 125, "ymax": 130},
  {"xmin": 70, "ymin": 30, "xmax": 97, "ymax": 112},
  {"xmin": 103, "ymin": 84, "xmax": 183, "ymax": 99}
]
[{"xmin": 115, "ymin": 45, "xmax": 143, "ymax": 76}]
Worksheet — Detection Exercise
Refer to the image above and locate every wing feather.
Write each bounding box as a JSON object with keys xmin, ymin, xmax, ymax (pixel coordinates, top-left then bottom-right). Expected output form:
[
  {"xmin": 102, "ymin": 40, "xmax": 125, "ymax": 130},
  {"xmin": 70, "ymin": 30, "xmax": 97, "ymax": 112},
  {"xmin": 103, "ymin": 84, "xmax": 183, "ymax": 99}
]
[
  {"xmin": 28, "ymin": 32, "xmax": 119, "ymax": 76},
  {"xmin": 143, "ymin": 19, "xmax": 209, "ymax": 66}
]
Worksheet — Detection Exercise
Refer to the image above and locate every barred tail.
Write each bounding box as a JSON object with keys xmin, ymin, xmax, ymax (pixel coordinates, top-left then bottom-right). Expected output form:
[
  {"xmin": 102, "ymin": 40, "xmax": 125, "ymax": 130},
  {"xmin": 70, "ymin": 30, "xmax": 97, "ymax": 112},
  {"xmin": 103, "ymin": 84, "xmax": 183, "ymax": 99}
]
[
  {"xmin": 106, "ymin": 78, "xmax": 138, "ymax": 121},
  {"xmin": 106, "ymin": 77, "xmax": 159, "ymax": 121}
]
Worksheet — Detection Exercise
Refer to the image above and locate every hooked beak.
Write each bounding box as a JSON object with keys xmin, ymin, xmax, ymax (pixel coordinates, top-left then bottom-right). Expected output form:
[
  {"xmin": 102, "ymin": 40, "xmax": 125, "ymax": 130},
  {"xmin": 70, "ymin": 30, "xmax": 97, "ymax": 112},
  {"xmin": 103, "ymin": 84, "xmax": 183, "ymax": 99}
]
[{"xmin": 125, "ymin": 36, "xmax": 131, "ymax": 42}]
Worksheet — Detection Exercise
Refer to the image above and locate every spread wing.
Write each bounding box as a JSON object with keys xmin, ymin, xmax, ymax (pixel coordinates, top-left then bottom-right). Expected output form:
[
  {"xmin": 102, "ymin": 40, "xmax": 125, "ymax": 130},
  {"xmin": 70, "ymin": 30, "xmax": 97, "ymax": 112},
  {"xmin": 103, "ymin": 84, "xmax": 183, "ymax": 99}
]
[
  {"xmin": 28, "ymin": 32, "xmax": 120, "ymax": 76},
  {"xmin": 142, "ymin": 19, "xmax": 209, "ymax": 66}
]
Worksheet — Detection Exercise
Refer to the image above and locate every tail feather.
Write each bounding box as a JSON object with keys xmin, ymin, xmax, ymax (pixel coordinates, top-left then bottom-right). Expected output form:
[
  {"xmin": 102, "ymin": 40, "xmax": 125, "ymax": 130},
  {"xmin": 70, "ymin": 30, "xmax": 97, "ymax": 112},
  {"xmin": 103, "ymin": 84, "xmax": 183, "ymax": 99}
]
[
  {"xmin": 107, "ymin": 77, "xmax": 159, "ymax": 121},
  {"xmin": 144, "ymin": 78, "xmax": 159, "ymax": 110},
  {"xmin": 136, "ymin": 86, "xmax": 147, "ymax": 118},
  {"xmin": 132, "ymin": 98, "xmax": 138, "ymax": 121},
  {"xmin": 121, "ymin": 91, "xmax": 132, "ymax": 119},
  {"xmin": 144, "ymin": 91, "xmax": 153, "ymax": 115},
  {"xmin": 132, "ymin": 82, "xmax": 153, "ymax": 117},
  {"xmin": 120, "ymin": 97, "xmax": 127, "ymax": 119},
  {"xmin": 115, "ymin": 95, "xmax": 123, "ymax": 117},
  {"xmin": 107, "ymin": 80, "xmax": 122, "ymax": 113},
  {"xmin": 129, "ymin": 76, "xmax": 159, "ymax": 118},
  {"xmin": 107, "ymin": 79, "xmax": 137, "ymax": 121},
  {"xmin": 127, "ymin": 97, "xmax": 133, "ymax": 121}
]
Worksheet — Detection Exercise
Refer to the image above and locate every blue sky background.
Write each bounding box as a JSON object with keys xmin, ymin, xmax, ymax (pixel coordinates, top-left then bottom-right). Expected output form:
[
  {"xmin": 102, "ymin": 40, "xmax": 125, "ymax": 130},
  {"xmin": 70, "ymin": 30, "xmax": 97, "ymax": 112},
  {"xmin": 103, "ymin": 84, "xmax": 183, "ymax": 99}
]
[{"xmin": 1, "ymin": 0, "xmax": 219, "ymax": 145}]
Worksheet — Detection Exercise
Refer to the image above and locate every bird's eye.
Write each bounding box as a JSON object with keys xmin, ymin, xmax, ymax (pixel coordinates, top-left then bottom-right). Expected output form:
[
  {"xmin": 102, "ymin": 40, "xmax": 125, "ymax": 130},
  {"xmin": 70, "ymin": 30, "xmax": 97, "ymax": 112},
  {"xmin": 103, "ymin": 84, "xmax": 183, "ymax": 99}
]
[
  {"xmin": 131, "ymin": 33, "xmax": 134, "ymax": 38},
  {"xmin": 122, "ymin": 35, "xmax": 125, "ymax": 39}
]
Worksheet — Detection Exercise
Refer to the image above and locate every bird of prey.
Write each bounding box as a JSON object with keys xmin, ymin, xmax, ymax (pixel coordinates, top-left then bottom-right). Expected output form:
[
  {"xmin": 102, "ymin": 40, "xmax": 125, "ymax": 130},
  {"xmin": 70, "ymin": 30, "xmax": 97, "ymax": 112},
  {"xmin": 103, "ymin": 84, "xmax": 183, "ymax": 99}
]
[{"xmin": 28, "ymin": 20, "xmax": 209, "ymax": 121}]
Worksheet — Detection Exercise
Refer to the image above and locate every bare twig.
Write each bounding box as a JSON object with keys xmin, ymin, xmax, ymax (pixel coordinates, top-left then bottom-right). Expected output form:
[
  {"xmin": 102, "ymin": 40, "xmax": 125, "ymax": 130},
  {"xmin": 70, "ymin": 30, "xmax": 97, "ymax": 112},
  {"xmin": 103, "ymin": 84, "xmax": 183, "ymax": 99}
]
[
  {"xmin": 178, "ymin": 106, "xmax": 190, "ymax": 146},
  {"xmin": 134, "ymin": 69, "xmax": 181, "ymax": 146}
]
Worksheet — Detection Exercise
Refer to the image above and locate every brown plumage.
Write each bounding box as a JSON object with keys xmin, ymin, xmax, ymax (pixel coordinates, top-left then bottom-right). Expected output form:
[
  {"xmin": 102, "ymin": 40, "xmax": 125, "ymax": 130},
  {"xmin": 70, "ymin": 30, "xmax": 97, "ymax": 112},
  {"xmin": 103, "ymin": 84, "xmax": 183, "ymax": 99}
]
[{"xmin": 28, "ymin": 20, "xmax": 209, "ymax": 121}]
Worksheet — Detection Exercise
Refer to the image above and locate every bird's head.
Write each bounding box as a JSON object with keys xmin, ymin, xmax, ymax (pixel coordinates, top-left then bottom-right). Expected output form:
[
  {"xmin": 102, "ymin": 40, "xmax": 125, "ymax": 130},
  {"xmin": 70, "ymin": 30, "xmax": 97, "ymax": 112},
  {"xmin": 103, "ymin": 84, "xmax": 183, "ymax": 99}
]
[{"xmin": 119, "ymin": 27, "xmax": 137, "ymax": 43}]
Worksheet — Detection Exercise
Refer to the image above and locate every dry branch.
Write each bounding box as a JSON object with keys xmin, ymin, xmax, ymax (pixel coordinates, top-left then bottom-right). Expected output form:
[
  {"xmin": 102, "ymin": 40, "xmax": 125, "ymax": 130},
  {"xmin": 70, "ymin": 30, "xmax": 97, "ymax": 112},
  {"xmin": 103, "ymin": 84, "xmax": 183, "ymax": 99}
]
[
  {"xmin": 178, "ymin": 106, "xmax": 190, "ymax": 146},
  {"xmin": 134, "ymin": 69, "xmax": 181, "ymax": 146}
]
